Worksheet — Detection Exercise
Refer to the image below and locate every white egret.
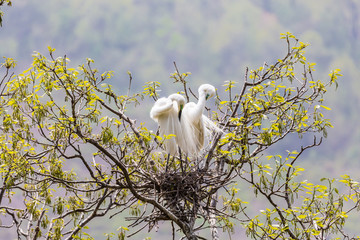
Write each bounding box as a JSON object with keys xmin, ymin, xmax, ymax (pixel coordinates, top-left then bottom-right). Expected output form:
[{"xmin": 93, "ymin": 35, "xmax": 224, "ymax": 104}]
[
  {"xmin": 150, "ymin": 93, "xmax": 185, "ymax": 156},
  {"xmin": 150, "ymin": 85, "xmax": 221, "ymax": 171},
  {"xmin": 180, "ymin": 84, "xmax": 221, "ymax": 155}
]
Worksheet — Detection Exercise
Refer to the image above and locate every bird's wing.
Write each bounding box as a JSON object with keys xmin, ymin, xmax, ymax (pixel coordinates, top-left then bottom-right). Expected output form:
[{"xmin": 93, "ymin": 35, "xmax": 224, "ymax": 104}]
[
  {"xmin": 150, "ymin": 97, "xmax": 174, "ymax": 122},
  {"xmin": 182, "ymin": 102, "xmax": 201, "ymax": 122},
  {"xmin": 196, "ymin": 117, "xmax": 205, "ymax": 152},
  {"xmin": 180, "ymin": 102, "xmax": 205, "ymax": 155},
  {"xmin": 156, "ymin": 101, "xmax": 183, "ymax": 156},
  {"xmin": 178, "ymin": 113, "xmax": 199, "ymax": 155}
]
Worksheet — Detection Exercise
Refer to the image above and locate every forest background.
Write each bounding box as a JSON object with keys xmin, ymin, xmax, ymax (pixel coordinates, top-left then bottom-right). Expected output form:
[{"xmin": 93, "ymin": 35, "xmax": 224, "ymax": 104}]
[{"xmin": 1, "ymin": 0, "xmax": 360, "ymax": 239}]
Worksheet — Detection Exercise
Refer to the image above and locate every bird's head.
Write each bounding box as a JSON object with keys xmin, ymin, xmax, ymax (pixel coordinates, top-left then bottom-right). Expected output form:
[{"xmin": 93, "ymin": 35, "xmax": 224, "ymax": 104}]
[
  {"xmin": 199, "ymin": 84, "xmax": 216, "ymax": 100},
  {"xmin": 168, "ymin": 93, "xmax": 185, "ymax": 120}
]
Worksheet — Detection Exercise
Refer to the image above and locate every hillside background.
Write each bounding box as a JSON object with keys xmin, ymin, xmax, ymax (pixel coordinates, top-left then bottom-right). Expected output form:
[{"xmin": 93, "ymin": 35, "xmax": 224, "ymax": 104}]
[{"xmin": 1, "ymin": 0, "xmax": 360, "ymax": 239}]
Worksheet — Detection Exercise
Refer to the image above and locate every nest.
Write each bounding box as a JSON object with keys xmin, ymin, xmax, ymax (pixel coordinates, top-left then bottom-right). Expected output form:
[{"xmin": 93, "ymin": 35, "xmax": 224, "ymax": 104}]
[
  {"xmin": 146, "ymin": 168, "xmax": 221, "ymax": 224},
  {"xmin": 126, "ymin": 159, "xmax": 230, "ymax": 233}
]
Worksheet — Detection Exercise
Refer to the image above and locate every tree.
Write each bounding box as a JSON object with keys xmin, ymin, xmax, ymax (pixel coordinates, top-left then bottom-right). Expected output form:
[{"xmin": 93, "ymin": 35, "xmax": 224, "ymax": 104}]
[
  {"xmin": 0, "ymin": 0, "xmax": 12, "ymax": 27},
  {"xmin": 0, "ymin": 33, "xmax": 359, "ymax": 240}
]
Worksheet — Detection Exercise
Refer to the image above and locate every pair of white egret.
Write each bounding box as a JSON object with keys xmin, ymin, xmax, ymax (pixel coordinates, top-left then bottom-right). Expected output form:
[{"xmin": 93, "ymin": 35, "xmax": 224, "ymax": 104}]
[{"xmin": 150, "ymin": 84, "xmax": 220, "ymax": 168}]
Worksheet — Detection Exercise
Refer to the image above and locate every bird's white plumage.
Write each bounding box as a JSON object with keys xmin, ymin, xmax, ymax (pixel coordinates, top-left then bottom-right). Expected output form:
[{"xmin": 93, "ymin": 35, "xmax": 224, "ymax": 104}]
[
  {"xmin": 180, "ymin": 84, "xmax": 220, "ymax": 155},
  {"xmin": 150, "ymin": 84, "xmax": 221, "ymax": 158},
  {"xmin": 150, "ymin": 94, "xmax": 185, "ymax": 155}
]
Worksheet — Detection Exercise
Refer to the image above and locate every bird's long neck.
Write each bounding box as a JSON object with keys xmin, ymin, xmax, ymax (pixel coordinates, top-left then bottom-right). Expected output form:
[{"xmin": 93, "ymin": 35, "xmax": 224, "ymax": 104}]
[{"xmin": 194, "ymin": 93, "xmax": 206, "ymax": 119}]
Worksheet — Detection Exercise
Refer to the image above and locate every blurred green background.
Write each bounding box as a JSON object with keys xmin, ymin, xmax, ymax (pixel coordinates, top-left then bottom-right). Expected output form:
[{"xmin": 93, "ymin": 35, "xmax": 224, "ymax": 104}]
[{"xmin": 1, "ymin": 0, "xmax": 360, "ymax": 239}]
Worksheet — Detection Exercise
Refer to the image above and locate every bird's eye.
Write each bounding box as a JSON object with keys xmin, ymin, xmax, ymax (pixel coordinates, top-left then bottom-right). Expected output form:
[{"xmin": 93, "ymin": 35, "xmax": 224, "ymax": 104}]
[{"xmin": 206, "ymin": 94, "xmax": 210, "ymax": 100}]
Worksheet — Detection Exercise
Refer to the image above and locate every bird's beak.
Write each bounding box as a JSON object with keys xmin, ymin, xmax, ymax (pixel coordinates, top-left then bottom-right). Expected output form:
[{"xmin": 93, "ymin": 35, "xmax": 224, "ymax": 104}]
[
  {"xmin": 206, "ymin": 94, "xmax": 210, "ymax": 100},
  {"xmin": 178, "ymin": 109, "xmax": 182, "ymax": 120},
  {"xmin": 178, "ymin": 105, "xmax": 183, "ymax": 120}
]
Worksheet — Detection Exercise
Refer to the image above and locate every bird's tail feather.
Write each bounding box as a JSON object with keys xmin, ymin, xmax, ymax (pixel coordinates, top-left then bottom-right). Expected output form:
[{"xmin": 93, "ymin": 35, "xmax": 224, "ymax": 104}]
[{"xmin": 202, "ymin": 115, "xmax": 223, "ymax": 134}]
